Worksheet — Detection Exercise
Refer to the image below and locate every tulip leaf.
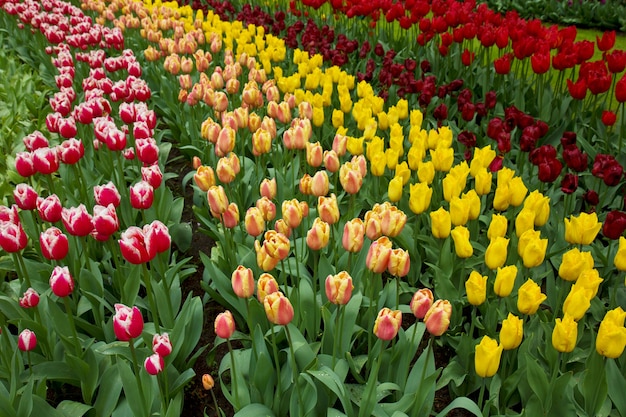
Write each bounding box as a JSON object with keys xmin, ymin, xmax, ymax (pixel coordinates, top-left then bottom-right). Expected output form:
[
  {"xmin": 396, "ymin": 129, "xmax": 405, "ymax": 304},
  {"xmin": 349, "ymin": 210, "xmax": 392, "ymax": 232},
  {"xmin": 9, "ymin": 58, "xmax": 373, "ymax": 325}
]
[
  {"xmin": 526, "ymin": 359, "xmax": 549, "ymax": 410},
  {"xmin": 15, "ymin": 378, "xmax": 33, "ymax": 417},
  {"xmin": 93, "ymin": 364, "xmax": 122, "ymax": 417},
  {"xmin": 169, "ymin": 368, "xmax": 195, "ymax": 397},
  {"xmin": 56, "ymin": 401, "xmax": 93, "ymax": 417},
  {"xmin": 169, "ymin": 222, "xmax": 192, "ymax": 253},
  {"xmin": 580, "ymin": 351, "xmax": 608, "ymax": 417},
  {"xmin": 308, "ymin": 365, "xmax": 353, "ymax": 415},
  {"xmin": 606, "ymin": 358, "xmax": 626, "ymax": 417},
  {"xmin": 232, "ymin": 403, "xmax": 276, "ymax": 417},
  {"xmin": 164, "ymin": 393, "xmax": 183, "ymax": 417},
  {"xmin": 433, "ymin": 397, "xmax": 482, "ymax": 417}
]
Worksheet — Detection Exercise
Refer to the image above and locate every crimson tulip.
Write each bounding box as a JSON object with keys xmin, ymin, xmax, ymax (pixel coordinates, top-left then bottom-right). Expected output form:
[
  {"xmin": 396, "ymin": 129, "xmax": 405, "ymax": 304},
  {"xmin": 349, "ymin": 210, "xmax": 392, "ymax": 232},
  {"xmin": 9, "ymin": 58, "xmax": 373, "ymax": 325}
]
[
  {"xmin": 113, "ymin": 303, "xmax": 144, "ymax": 341},
  {"xmin": 50, "ymin": 266, "xmax": 74, "ymax": 297},
  {"xmin": 40, "ymin": 226, "xmax": 69, "ymax": 260}
]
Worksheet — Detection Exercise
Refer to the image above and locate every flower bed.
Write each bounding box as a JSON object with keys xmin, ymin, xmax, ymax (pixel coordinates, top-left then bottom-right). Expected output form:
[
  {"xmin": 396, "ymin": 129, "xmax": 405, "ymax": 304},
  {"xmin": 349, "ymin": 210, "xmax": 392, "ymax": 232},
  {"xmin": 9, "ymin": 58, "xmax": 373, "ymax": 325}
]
[{"xmin": 1, "ymin": 0, "xmax": 625, "ymax": 416}]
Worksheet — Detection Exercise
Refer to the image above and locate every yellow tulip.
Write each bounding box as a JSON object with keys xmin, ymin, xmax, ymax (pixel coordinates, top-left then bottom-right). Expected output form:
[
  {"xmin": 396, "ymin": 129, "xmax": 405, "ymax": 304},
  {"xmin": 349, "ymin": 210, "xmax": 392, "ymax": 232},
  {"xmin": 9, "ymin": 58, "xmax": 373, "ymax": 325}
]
[
  {"xmin": 564, "ymin": 212, "xmax": 602, "ymax": 245},
  {"xmin": 559, "ymin": 248, "xmax": 594, "ymax": 282},
  {"xmin": 500, "ymin": 313, "xmax": 523, "ymax": 350},
  {"xmin": 487, "ymin": 214, "xmax": 508, "ymax": 240},
  {"xmin": 417, "ymin": 161, "xmax": 435, "ymax": 184},
  {"xmin": 596, "ymin": 307, "xmax": 626, "ymax": 358},
  {"xmin": 475, "ymin": 336, "xmax": 503, "ymax": 378},
  {"xmin": 407, "ymin": 146, "xmax": 425, "ymax": 171},
  {"xmin": 451, "ymin": 226, "xmax": 473, "ymax": 258},
  {"xmin": 409, "ymin": 182, "xmax": 432, "ymax": 215},
  {"xmin": 519, "ymin": 231, "xmax": 548, "ymax": 269},
  {"xmin": 574, "ymin": 268, "xmax": 603, "ymax": 299},
  {"xmin": 552, "ymin": 314, "xmax": 577, "ymax": 353},
  {"xmin": 517, "ymin": 278, "xmax": 547, "ymax": 315},
  {"xmin": 485, "ymin": 237, "xmax": 509, "ymax": 270},
  {"xmin": 514, "ymin": 208, "xmax": 536, "ymax": 237},
  {"xmin": 562, "ymin": 286, "xmax": 591, "ymax": 321},
  {"xmin": 465, "ymin": 270, "xmax": 487, "ymax": 305},
  {"xmin": 494, "ymin": 265, "xmax": 518, "ymax": 297},
  {"xmin": 614, "ymin": 236, "xmax": 626, "ymax": 272},
  {"xmin": 370, "ymin": 151, "xmax": 386, "ymax": 177},
  {"xmin": 508, "ymin": 177, "xmax": 528, "ymax": 206},
  {"xmin": 430, "ymin": 147, "xmax": 454, "ymax": 172},
  {"xmin": 388, "ymin": 176, "xmax": 403, "ymax": 203},
  {"xmin": 462, "ymin": 190, "xmax": 481, "ymax": 220},
  {"xmin": 523, "ymin": 190, "xmax": 550, "ymax": 226},
  {"xmin": 474, "ymin": 168, "xmax": 493, "ymax": 196},
  {"xmin": 469, "ymin": 145, "xmax": 496, "ymax": 177},
  {"xmin": 450, "ymin": 197, "xmax": 470, "ymax": 226},
  {"xmin": 430, "ymin": 207, "xmax": 451, "ymax": 239}
]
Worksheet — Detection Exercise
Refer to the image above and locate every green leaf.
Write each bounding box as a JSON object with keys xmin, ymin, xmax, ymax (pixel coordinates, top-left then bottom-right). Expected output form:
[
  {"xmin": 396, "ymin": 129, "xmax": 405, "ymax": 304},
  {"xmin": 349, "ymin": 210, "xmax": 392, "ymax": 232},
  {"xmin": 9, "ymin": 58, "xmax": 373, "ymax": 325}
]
[
  {"xmin": 526, "ymin": 357, "xmax": 549, "ymax": 411},
  {"xmin": 117, "ymin": 361, "xmax": 147, "ymax": 417},
  {"xmin": 169, "ymin": 368, "xmax": 195, "ymax": 397},
  {"xmin": 233, "ymin": 403, "xmax": 275, "ymax": 417},
  {"xmin": 308, "ymin": 365, "xmax": 353, "ymax": 415},
  {"xmin": 56, "ymin": 401, "xmax": 93, "ymax": 417},
  {"xmin": 433, "ymin": 397, "xmax": 482, "ymax": 417},
  {"xmin": 580, "ymin": 351, "xmax": 608, "ymax": 417},
  {"xmin": 606, "ymin": 358, "xmax": 626, "ymax": 417},
  {"xmin": 93, "ymin": 364, "xmax": 122, "ymax": 417},
  {"xmin": 170, "ymin": 223, "xmax": 193, "ymax": 253}
]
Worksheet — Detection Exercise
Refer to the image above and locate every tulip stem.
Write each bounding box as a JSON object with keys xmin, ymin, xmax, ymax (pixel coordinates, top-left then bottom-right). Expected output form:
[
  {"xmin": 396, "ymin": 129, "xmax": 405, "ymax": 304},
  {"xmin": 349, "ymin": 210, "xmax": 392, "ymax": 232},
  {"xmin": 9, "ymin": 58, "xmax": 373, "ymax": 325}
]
[
  {"xmin": 410, "ymin": 336, "xmax": 433, "ymax": 415},
  {"xmin": 63, "ymin": 296, "xmax": 82, "ymax": 357},
  {"xmin": 158, "ymin": 368, "xmax": 169, "ymax": 415},
  {"xmin": 13, "ymin": 252, "xmax": 31, "ymax": 289},
  {"xmin": 333, "ymin": 305, "xmax": 345, "ymax": 369},
  {"xmin": 142, "ymin": 263, "xmax": 161, "ymax": 333},
  {"xmin": 285, "ymin": 325, "xmax": 304, "ymax": 414},
  {"xmin": 477, "ymin": 379, "xmax": 486, "ymax": 415},
  {"xmin": 226, "ymin": 339, "xmax": 241, "ymax": 411},
  {"xmin": 128, "ymin": 338, "xmax": 148, "ymax": 416},
  {"xmin": 269, "ymin": 326, "xmax": 282, "ymax": 414},
  {"xmin": 26, "ymin": 350, "xmax": 33, "ymax": 377}
]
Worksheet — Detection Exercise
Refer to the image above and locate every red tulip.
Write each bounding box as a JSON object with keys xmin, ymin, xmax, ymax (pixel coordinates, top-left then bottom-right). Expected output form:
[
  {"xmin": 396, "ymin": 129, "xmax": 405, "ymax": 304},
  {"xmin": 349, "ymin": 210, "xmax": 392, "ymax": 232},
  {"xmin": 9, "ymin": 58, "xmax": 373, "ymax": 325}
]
[
  {"xmin": 92, "ymin": 204, "xmax": 119, "ymax": 237},
  {"xmin": 0, "ymin": 221, "xmax": 27, "ymax": 253},
  {"xmin": 40, "ymin": 226, "xmax": 69, "ymax": 260},
  {"xmin": 596, "ymin": 31, "xmax": 615, "ymax": 52},
  {"xmin": 141, "ymin": 165, "xmax": 163, "ymax": 188},
  {"xmin": 601, "ymin": 110, "xmax": 617, "ymax": 127},
  {"xmin": 135, "ymin": 138, "xmax": 159, "ymax": 165},
  {"xmin": 23, "ymin": 131, "xmax": 49, "ymax": 151},
  {"xmin": 18, "ymin": 329, "xmax": 37, "ymax": 352},
  {"xmin": 33, "ymin": 147, "xmax": 60, "ymax": 175},
  {"xmin": 15, "ymin": 152, "xmax": 36, "ymax": 177},
  {"xmin": 119, "ymin": 226, "xmax": 156, "ymax": 264},
  {"xmin": 13, "ymin": 184, "xmax": 38, "ymax": 211},
  {"xmin": 145, "ymin": 220, "xmax": 171, "ymax": 254},
  {"xmin": 57, "ymin": 138, "xmax": 84, "ymax": 164},
  {"xmin": 94, "ymin": 182, "xmax": 121, "ymax": 207},
  {"xmin": 144, "ymin": 353, "xmax": 164, "ymax": 375},
  {"xmin": 130, "ymin": 181, "xmax": 154, "ymax": 210},
  {"xmin": 19, "ymin": 288, "xmax": 40, "ymax": 308},
  {"xmin": 152, "ymin": 333, "xmax": 172, "ymax": 357},
  {"xmin": 61, "ymin": 204, "xmax": 93, "ymax": 236},
  {"xmin": 113, "ymin": 303, "xmax": 144, "ymax": 341},
  {"xmin": 531, "ymin": 51, "xmax": 550, "ymax": 74}
]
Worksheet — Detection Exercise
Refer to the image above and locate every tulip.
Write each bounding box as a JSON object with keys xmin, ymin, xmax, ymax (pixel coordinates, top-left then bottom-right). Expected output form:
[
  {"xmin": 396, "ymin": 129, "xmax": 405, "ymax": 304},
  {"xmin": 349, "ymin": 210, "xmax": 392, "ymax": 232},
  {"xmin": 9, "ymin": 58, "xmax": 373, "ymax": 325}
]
[
  {"xmin": 474, "ymin": 169, "xmax": 492, "ymax": 196},
  {"xmin": 339, "ymin": 161, "xmax": 363, "ymax": 194},
  {"xmin": 40, "ymin": 226, "xmax": 69, "ymax": 260},
  {"xmin": 259, "ymin": 178, "xmax": 277, "ymax": 200},
  {"xmin": 449, "ymin": 197, "xmax": 470, "ymax": 227},
  {"xmin": 61, "ymin": 204, "xmax": 93, "ymax": 237},
  {"xmin": 500, "ymin": 313, "xmax": 523, "ymax": 350},
  {"xmin": 388, "ymin": 248, "xmax": 410, "ymax": 277},
  {"xmin": 119, "ymin": 226, "xmax": 155, "ymax": 264},
  {"xmin": 564, "ymin": 212, "xmax": 602, "ymax": 245},
  {"xmin": 13, "ymin": 183, "xmax": 38, "ymax": 211},
  {"xmin": 517, "ymin": 278, "xmax": 547, "ymax": 315},
  {"xmin": 552, "ymin": 314, "xmax": 578, "ymax": 353},
  {"xmin": 153, "ymin": 333, "xmax": 173, "ymax": 357},
  {"xmin": 50, "ymin": 266, "xmax": 74, "ymax": 298},
  {"xmin": 596, "ymin": 307, "xmax": 626, "ymax": 358},
  {"xmin": 19, "ymin": 288, "xmax": 40, "ymax": 309},
  {"xmin": 430, "ymin": 147, "xmax": 454, "ymax": 172},
  {"xmin": 256, "ymin": 197, "xmax": 277, "ymax": 222},
  {"xmin": 475, "ymin": 336, "xmax": 503, "ymax": 378},
  {"xmin": 94, "ymin": 182, "xmax": 121, "ymax": 207},
  {"xmin": 494, "ymin": 265, "xmax": 517, "ymax": 297},
  {"xmin": 129, "ymin": 181, "xmax": 154, "ymax": 210},
  {"xmin": 18, "ymin": 329, "xmax": 37, "ymax": 352},
  {"xmin": 255, "ymin": 240, "xmax": 279, "ymax": 271},
  {"xmin": 387, "ymin": 176, "xmax": 403, "ymax": 202},
  {"xmin": 245, "ymin": 207, "xmax": 265, "ymax": 237},
  {"xmin": 417, "ymin": 161, "xmax": 435, "ymax": 184},
  {"xmin": 306, "ymin": 141, "xmax": 323, "ymax": 168},
  {"xmin": 257, "ymin": 273, "xmax": 279, "ymax": 302},
  {"xmin": 465, "ymin": 271, "xmax": 488, "ymax": 306},
  {"xmin": 37, "ymin": 194, "xmax": 63, "ymax": 223},
  {"xmin": 463, "ymin": 190, "xmax": 481, "ymax": 221},
  {"xmin": 252, "ymin": 128, "xmax": 272, "ymax": 156},
  {"xmin": 323, "ymin": 150, "xmax": 340, "ymax": 173},
  {"xmin": 615, "ymin": 236, "xmax": 626, "ymax": 271},
  {"xmin": 518, "ymin": 231, "xmax": 548, "ymax": 268},
  {"xmin": 202, "ymin": 374, "xmax": 215, "ymax": 390},
  {"xmin": 424, "ymin": 299, "xmax": 452, "ymax": 336},
  {"xmin": 113, "ymin": 304, "xmax": 144, "ymax": 341},
  {"xmin": 574, "ymin": 268, "xmax": 603, "ymax": 299},
  {"xmin": 207, "ymin": 185, "xmax": 229, "ymax": 217},
  {"xmin": 0, "ymin": 220, "xmax": 27, "ymax": 253},
  {"xmin": 430, "ymin": 207, "xmax": 451, "ymax": 239},
  {"xmin": 92, "ymin": 204, "xmax": 119, "ymax": 237},
  {"xmin": 282, "ymin": 199, "xmax": 303, "ymax": 229},
  {"xmin": 336, "ymin": 217, "xmax": 363, "ymax": 253},
  {"xmin": 264, "ymin": 291, "xmax": 294, "ymax": 325},
  {"xmin": 262, "ymin": 230, "xmax": 290, "ymax": 261},
  {"xmin": 451, "ymin": 226, "xmax": 473, "ymax": 258},
  {"xmin": 487, "ymin": 214, "xmax": 508, "ymax": 240},
  {"xmin": 214, "ymin": 310, "xmax": 236, "ymax": 338},
  {"xmin": 559, "ymin": 248, "xmax": 594, "ymax": 281},
  {"xmin": 366, "ymin": 236, "xmax": 393, "ymax": 273},
  {"xmin": 380, "ymin": 204, "xmax": 407, "ymax": 237},
  {"xmin": 318, "ymin": 194, "xmax": 340, "ymax": 225},
  {"xmin": 373, "ymin": 307, "xmax": 402, "ymax": 340},
  {"xmin": 216, "ymin": 156, "xmax": 238, "ymax": 184},
  {"xmin": 141, "ymin": 165, "xmax": 163, "ymax": 189},
  {"xmin": 33, "ymin": 147, "xmax": 60, "ymax": 174},
  {"xmin": 364, "ymin": 210, "xmax": 383, "ymax": 241},
  {"xmin": 231, "ymin": 266, "xmax": 255, "ymax": 299},
  {"xmin": 145, "ymin": 220, "xmax": 171, "ymax": 254},
  {"xmin": 409, "ymin": 182, "xmax": 432, "ymax": 215},
  {"xmin": 515, "ymin": 208, "xmax": 536, "ymax": 237},
  {"xmin": 221, "ymin": 203, "xmax": 239, "ymax": 228},
  {"xmin": 523, "ymin": 191, "xmax": 550, "ymax": 226},
  {"xmin": 410, "ymin": 289, "xmax": 434, "ymax": 319},
  {"xmin": 325, "ymin": 271, "xmax": 354, "ymax": 305},
  {"xmin": 485, "ymin": 237, "xmax": 509, "ymax": 270},
  {"xmin": 306, "ymin": 217, "xmax": 330, "ymax": 250},
  {"xmin": 144, "ymin": 353, "xmax": 164, "ymax": 375},
  {"xmin": 311, "ymin": 171, "xmax": 330, "ymax": 197},
  {"xmin": 562, "ymin": 286, "xmax": 591, "ymax": 321}
]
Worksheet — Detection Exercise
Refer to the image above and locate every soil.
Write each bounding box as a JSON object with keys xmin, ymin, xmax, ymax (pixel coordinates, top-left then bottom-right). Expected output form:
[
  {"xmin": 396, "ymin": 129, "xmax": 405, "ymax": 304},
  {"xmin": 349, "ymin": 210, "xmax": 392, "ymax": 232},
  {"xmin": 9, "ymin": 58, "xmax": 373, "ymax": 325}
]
[{"xmin": 165, "ymin": 144, "xmax": 471, "ymax": 417}]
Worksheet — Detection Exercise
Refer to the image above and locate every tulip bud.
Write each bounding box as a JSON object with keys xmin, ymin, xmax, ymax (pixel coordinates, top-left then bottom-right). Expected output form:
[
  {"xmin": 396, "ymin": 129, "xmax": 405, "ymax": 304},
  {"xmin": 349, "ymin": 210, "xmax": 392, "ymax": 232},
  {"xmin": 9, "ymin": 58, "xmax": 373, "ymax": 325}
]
[
  {"xmin": 37, "ymin": 194, "xmax": 63, "ymax": 223},
  {"xmin": 130, "ymin": 181, "xmax": 154, "ymax": 210},
  {"xmin": 141, "ymin": 164, "xmax": 163, "ymax": 189},
  {"xmin": 562, "ymin": 286, "xmax": 591, "ymax": 321},
  {"xmin": 380, "ymin": 204, "xmax": 407, "ymax": 237},
  {"xmin": 61, "ymin": 204, "xmax": 93, "ymax": 237},
  {"xmin": 450, "ymin": 225, "xmax": 473, "ymax": 258},
  {"xmin": 325, "ymin": 271, "xmax": 354, "ymax": 305},
  {"xmin": 144, "ymin": 353, "xmax": 165, "ymax": 375},
  {"xmin": 0, "ymin": 221, "xmax": 28, "ymax": 253},
  {"xmin": 202, "ymin": 374, "xmax": 215, "ymax": 390},
  {"xmin": 364, "ymin": 210, "xmax": 383, "ymax": 241},
  {"xmin": 207, "ymin": 185, "xmax": 229, "ymax": 217},
  {"xmin": 366, "ymin": 236, "xmax": 393, "ymax": 273},
  {"xmin": 517, "ymin": 278, "xmax": 547, "ymax": 315},
  {"xmin": 596, "ymin": 307, "xmax": 626, "ymax": 358},
  {"xmin": 485, "ymin": 236, "xmax": 509, "ymax": 270},
  {"xmin": 119, "ymin": 226, "xmax": 155, "ymax": 264},
  {"xmin": 500, "ymin": 313, "xmax": 523, "ymax": 350},
  {"xmin": 430, "ymin": 207, "xmax": 451, "ymax": 239},
  {"xmin": 465, "ymin": 271, "xmax": 487, "ymax": 306},
  {"xmin": 373, "ymin": 308, "xmax": 402, "ymax": 340},
  {"xmin": 92, "ymin": 204, "xmax": 119, "ymax": 237},
  {"xmin": 552, "ymin": 314, "xmax": 578, "ymax": 353},
  {"xmin": 259, "ymin": 178, "xmax": 277, "ymax": 200},
  {"xmin": 94, "ymin": 182, "xmax": 121, "ymax": 207},
  {"xmin": 222, "ymin": 203, "xmax": 239, "ymax": 228},
  {"xmin": 113, "ymin": 304, "xmax": 144, "ymax": 341},
  {"xmin": 487, "ymin": 214, "xmax": 508, "ymax": 240},
  {"xmin": 387, "ymin": 248, "xmax": 410, "ymax": 277},
  {"xmin": 318, "ymin": 194, "xmax": 339, "ymax": 225},
  {"xmin": 311, "ymin": 171, "xmax": 330, "ymax": 197},
  {"xmin": 152, "ymin": 333, "xmax": 173, "ymax": 357},
  {"xmin": 564, "ymin": 212, "xmax": 602, "ymax": 245},
  {"xmin": 424, "ymin": 299, "xmax": 452, "ymax": 336},
  {"xmin": 40, "ymin": 226, "xmax": 69, "ymax": 260},
  {"xmin": 49, "ymin": 266, "xmax": 75, "ymax": 297},
  {"xmin": 13, "ymin": 183, "xmax": 38, "ymax": 210},
  {"xmin": 323, "ymin": 150, "xmax": 340, "ymax": 173},
  {"xmin": 256, "ymin": 197, "xmax": 277, "ymax": 222},
  {"xmin": 282, "ymin": 199, "xmax": 303, "ymax": 229},
  {"xmin": 255, "ymin": 239, "xmax": 280, "ymax": 271},
  {"xmin": 19, "ymin": 288, "xmax": 40, "ymax": 309},
  {"xmin": 410, "ymin": 288, "xmax": 434, "ymax": 319},
  {"xmin": 264, "ymin": 292, "xmax": 294, "ymax": 325},
  {"xmin": 409, "ymin": 182, "xmax": 432, "ymax": 215},
  {"xmin": 214, "ymin": 310, "xmax": 236, "ymax": 339},
  {"xmin": 474, "ymin": 336, "xmax": 503, "ymax": 377},
  {"xmin": 245, "ymin": 207, "xmax": 265, "ymax": 237},
  {"xmin": 231, "ymin": 265, "xmax": 255, "ymax": 298},
  {"xmin": 145, "ymin": 220, "xmax": 171, "ymax": 254},
  {"xmin": 614, "ymin": 236, "xmax": 626, "ymax": 272},
  {"xmin": 18, "ymin": 329, "xmax": 37, "ymax": 352}
]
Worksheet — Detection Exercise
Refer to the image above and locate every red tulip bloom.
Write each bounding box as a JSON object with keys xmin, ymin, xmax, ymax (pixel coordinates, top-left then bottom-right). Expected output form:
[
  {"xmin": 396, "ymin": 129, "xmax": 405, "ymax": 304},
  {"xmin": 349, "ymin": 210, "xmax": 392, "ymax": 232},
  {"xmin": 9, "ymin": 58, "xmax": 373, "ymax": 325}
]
[
  {"xmin": 49, "ymin": 265, "xmax": 75, "ymax": 297},
  {"xmin": 603, "ymin": 210, "xmax": 626, "ymax": 239},
  {"xmin": 113, "ymin": 303, "xmax": 144, "ymax": 341},
  {"xmin": 596, "ymin": 31, "xmax": 616, "ymax": 52},
  {"xmin": 57, "ymin": 138, "xmax": 84, "ymax": 164},
  {"xmin": 560, "ymin": 173, "xmax": 578, "ymax": 194},
  {"xmin": 605, "ymin": 50, "xmax": 626, "ymax": 74},
  {"xmin": 40, "ymin": 226, "xmax": 69, "ymax": 260},
  {"xmin": 567, "ymin": 79, "xmax": 587, "ymax": 100},
  {"xmin": 15, "ymin": 152, "xmax": 36, "ymax": 177},
  {"xmin": 18, "ymin": 329, "xmax": 37, "ymax": 352},
  {"xmin": 0, "ymin": 221, "xmax": 27, "ymax": 253},
  {"xmin": 531, "ymin": 51, "xmax": 550, "ymax": 74},
  {"xmin": 61, "ymin": 204, "xmax": 93, "ymax": 237},
  {"xmin": 494, "ymin": 54, "xmax": 512, "ymax": 75},
  {"xmin": 13, "ymin": 183, "xmax": 38, "ymax": 211},
  {"xmin": 23, "ymin": 131, "xmax": 49, "ymax": 151},
  {"xmin": 33, "ymin": 147, "xmax": 60, "ymax": 175},
  {"xmin": 616, "ymin": 74, "xmax": 626, "ymax": 103},
  {"xmin": 601, "ymin": 110, "xmax": 617, "ymax": 127}
]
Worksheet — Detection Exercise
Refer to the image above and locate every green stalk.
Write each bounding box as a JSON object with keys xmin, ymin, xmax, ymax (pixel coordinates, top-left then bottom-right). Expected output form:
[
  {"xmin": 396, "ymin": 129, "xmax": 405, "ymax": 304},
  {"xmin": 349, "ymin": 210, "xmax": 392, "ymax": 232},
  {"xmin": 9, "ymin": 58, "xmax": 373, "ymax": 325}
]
[
  {"xmin": 128, "ymin": 338, "xmax": 149, "ymax": 416},
  {"xmin": 409, "ymin": 336, "xmax": 433, "ymax": 415},
  {"xmin": 13, "ymin": 252, "xmax": 31, "ymax": 289},
  {"xmin": 141, "ymin": 263, "xmax": 161, "ymax": 333},
  {"xmin": 285, "ymin": 325, "xmax": 304, "ymax": 413},
  {"xmin": 63, "ymin": 296, "xmax": 83, "ymax": 357},
  {"xmin": 270, "ymin": 326, "xmax": 282, "ymax": 415}
]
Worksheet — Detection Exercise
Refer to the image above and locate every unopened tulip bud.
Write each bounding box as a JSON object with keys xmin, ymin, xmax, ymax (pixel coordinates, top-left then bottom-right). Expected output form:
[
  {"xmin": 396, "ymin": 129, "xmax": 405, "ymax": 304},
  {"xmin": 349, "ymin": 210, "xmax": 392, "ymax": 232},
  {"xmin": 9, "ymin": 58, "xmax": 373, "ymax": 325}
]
[
  {"xmin": 342, "ymin": 218, "xmax": 365, "ymax": 253},
  {"xmin": 259, "ymin": 178, "xmax": 277, "ymax": 199},
  {"xmin": 256, "ymin": 197, "xmax": 276, "ymax": 222},
  {"xmin": 50, "ymin": 266, "xmax": 75, "ymax": 297},
  {"xmin": 113, "ymin": 303, "xmax": 144, "ymax": 341},
  {"xmin": 245, "ymin": 207, "xmax": 265, "ymax": 237},
  {"xmin": 214, "ymin": 310, "xmax": 235, "ymax": 339},
  {"xmin": 424, "ymin": 299, "xmax": 452, "ymax": 336},
  {"xmin": 325, "ymin": 271, "xmax": 354, "ymax": 305},
  {"xmin": 18, "ymin": 329, "xmax": 37, "ymax": 352},
  {"xmin": 19, "ymin": 288, "xmax": 40, "ymax": 309},
  {"xmin": 202, "ymin": 374, "xmax": 215, "ymax": 390},
  {"xmin": 318, "ymin": 194, "xmax": 339, "ymax": 225},
  {"xmin": 207, "ymin": 185, "xmax": 229, "ymax": 217},
  {"xmin": 373, "ymin": 308, "xmax": 402, "ymax": 340},
  {"xmin": 152, "ymin": 333, "xmax": 173, "ymax": 357},
  {"xmin": 144, "ymin": 353, "xmax": 165, "ymax": 375},
  {"xmin": 231, "ymin": 265, "xmax": 255, "ymax": 298},
  {"xmin": 474, "ymin": 336, "xmax": 503, "ymax": 377},
  {"xmin": 306, "ymin": 217, "xmax": 330, "ymax": 250},
  {"xmin": 388, "ymin": 248, "xmax": 410, "ymax": 277},
  {"xmin": 264, "ymin": 292, "xmax": 294, "ymax": 325}
]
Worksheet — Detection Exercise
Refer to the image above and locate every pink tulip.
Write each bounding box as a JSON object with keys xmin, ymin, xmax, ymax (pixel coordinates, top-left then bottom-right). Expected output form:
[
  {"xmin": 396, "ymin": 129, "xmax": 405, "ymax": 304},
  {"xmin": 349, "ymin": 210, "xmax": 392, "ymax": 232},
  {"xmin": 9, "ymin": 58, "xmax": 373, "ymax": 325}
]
[
  {"xmin": 130, "ymin": 181, "xmax": 154, "ymax": 210},
  {"xmin": 141, "ymin": 164, "xmax": 162, "ymax": 188},
  {"xmin": 23, "ymin": 131, "xmax": 49, "ymax": 151},
  {"xmin": 15, "ymin": 151, "xmax": 36, "ymax": 177},
  {"xmin": 93, "ymin": 182, "xmax": 121, "ymax": 207},
  {"xmin": 92, "ymin": 204, "xmax": 119, "ymax": 236},
  {"xmin": 144, "ymin": 220, "xmax": 170, "ymax": 254},
  {"xmin": 0, "ymin": 221, "xmax": 28, "ymax": 253},
  {"xmin": 231, "ymin": 265, "xmax": 255, "ymax": 298},
  {"xmin": 61, "ymin": 204, "xmax": 93, "ymax": 236},
  {"xmin": 144, "ymin": 353, "xmax": 164, "ymax": 375},
  {"xmin": 410, "ymin": 289, "xmax": 434, "ymax": 319},
  {"xmin": 19, "ymin": 288, "xmax": 40, "ymax": 308},
  {"xmin": 49, "ymin": 265, "xmax": 75, "ymax": 297},
  {"xmin": 152, "ymin": 333, "xmax": 172, "ymax": 357},
  {"xmin": 13, "ymin": 184, "xmax": 38, "ymax": 210},
  {"xmin": 214, "ymin": 311, "xmax": 236, "ymax": 339},
  {"xmin": 57, "ymin": 138, "xmax": 84, "ymax": 164},
  {"xmin": 33, "ymin": 147, "xmax": 60, "ymax": 175},
  {"xmin": 40, "ymin": 226, "xmax": 69, "ymax": 260},
  {"xmin": 119, "ymin": 226, "xmax": 155, "ymax": 264},
  {"xmin": 135, "ymin": 138, "xmax": 159, "ymax": 165},
  {"xmin": 113, "ymin": 303, "xmax": 144, "ymax": 341},
  {"xmin": 18, "ymin": 329, "xmax": 37, "ymax": 352},
  {"xmin": 37, "ymin": 195, "xmax": 63, "ymax": 223}
]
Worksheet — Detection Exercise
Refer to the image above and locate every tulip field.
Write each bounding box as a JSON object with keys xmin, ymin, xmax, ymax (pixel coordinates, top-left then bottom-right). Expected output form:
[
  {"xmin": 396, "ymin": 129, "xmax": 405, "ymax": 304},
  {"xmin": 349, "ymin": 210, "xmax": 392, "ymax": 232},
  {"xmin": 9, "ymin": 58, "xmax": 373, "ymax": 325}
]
[{"xmin": 1, "ymin": 0, "xmax": 626, "ymax": 415}]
